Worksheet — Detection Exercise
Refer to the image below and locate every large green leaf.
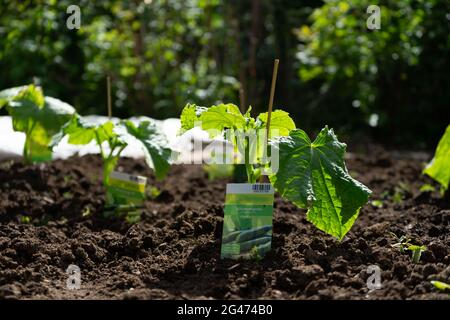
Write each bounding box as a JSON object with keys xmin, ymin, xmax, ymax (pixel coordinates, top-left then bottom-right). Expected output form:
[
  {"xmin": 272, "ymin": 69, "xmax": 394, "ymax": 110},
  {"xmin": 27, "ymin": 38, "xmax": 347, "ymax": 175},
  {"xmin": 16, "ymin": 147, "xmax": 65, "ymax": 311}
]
[
  {"xmin": 41, "ymin": 97, "xmax": 77, "ymax": 132},
  {"xmin": 122, "ymin": 120, "xmax": 173, "ymax": 180},
  {"xmin": 52, "ymin": 115, "xmax": 173, "ymax": 181},
  {"xmin": 424, "ymin": 124, "xmax": 450, "ymax": 192},
  {"xmin": 51, "ymin": 114, "xmax": 126, "ymax": 184},
  {"xmin": 270, "ymin": 126, "xmax": 371, "ymax": 240},
  {"xmin": 257, "ymin": 109, "xmax": 296, "ymax": 137},
  {"xmin": 54, "ymin": 116, "xmax": 96, "ymax": 146},
  {"xmin": 6, "ymin": 86, "xmax": 74, "ymax": 132},
  {"xmin": 180, "ymin": 103, "xmax": 197, "ymax": 132},
  {"xmin": 52, "ymin": 115, "xmax": 114, "ymax": 146},
  {"xmin": 5, "ymin": 85, "xmax": 75, "ymax": 163},
  {"xmin": 199, "ymin": 103, "xmax": 246, "ymax": 137},
  {"xmin": 179, "ymin": 103, "xmax": 207, "ymax": 133}
]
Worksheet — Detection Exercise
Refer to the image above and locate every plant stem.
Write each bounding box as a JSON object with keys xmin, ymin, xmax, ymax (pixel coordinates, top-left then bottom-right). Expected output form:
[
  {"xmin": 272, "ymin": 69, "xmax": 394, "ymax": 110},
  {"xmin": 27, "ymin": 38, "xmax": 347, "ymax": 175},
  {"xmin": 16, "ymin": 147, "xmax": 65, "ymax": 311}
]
[
  {"xmin": 246, "ymin": 163, "xmax": 256, "ymax": 183},
  {"xmin": 244, "ymin": 135, "xmax": 256, "ymax": 183},
  {"xmin": 23, "ymin": 136, "xmax": 31, "ymax": 164},
  {"xmin": 23, "ymin": 122, "xmax": 38, "ymax": 164},
  {"xmin": 103, "ymin": 145, "xmax": 126, "ymax": 187},
  {"xmin": 412, "ymin": 249, "xmax": 422, "ymax": 263}
]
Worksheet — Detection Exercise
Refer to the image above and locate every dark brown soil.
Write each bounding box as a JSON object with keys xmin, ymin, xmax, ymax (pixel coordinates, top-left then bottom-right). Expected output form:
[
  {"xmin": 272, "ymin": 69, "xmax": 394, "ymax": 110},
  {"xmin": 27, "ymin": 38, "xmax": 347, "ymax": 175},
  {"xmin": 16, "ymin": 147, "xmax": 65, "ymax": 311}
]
[{"xmin": 0, "ymin": 146, "xmax": 448, "ymax": 300}]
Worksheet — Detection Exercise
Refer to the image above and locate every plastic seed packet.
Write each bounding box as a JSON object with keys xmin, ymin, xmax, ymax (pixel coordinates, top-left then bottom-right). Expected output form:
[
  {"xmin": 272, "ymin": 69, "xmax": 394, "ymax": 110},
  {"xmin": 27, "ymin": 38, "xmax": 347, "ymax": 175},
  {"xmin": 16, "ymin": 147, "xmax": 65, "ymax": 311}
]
[
  {"xmin": 105, "ymin": 171, "xmax": 147, "ymax": 219},
  {"xmin": 221, "ymin": 183, "xmax": 274, "ymax": 259}
]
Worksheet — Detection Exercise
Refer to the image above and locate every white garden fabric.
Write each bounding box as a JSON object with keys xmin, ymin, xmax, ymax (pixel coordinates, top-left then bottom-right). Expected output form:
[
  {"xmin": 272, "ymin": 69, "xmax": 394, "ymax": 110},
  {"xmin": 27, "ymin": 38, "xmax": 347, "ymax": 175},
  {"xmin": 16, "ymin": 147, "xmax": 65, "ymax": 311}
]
[{"xmin": 0, "ymin": 115, "xmax": 217, "ymax": 162}]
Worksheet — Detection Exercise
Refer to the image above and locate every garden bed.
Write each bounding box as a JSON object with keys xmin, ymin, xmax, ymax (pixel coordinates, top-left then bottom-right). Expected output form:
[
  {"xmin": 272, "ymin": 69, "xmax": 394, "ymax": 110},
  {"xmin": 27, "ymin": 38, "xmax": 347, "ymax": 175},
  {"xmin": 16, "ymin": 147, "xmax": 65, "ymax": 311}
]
[{"xmin": 0, "ymin": 146, "xmax": 448, "ymax": 300}]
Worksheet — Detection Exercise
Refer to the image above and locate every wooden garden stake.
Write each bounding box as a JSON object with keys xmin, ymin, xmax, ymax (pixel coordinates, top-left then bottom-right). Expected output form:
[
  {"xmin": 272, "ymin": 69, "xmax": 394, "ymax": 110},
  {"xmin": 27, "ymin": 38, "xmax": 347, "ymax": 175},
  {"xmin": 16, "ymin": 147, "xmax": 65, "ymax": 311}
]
[
  {"xmin": 259, "ymin": 59, "xmax": 279, "ymax": 183},
  {"xmin": 106, "ymin": 76, "xmax": 112, "ymax": 118}
]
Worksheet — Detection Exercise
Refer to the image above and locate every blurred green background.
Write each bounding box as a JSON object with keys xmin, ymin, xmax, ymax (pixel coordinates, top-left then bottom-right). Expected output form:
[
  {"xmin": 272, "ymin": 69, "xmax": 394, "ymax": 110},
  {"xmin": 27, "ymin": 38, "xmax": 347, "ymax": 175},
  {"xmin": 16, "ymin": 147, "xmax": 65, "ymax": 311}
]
[{"xmin": 0, "ymin": 0, "xmax": 449, "ymax": 148}]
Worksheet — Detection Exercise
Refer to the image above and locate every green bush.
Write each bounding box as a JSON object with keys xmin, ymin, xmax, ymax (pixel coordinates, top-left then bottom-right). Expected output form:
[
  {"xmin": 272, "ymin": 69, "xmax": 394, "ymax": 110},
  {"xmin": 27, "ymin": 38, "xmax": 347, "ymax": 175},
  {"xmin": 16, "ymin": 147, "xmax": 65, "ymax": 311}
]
[
  {"xmin": 0, "ymin": 0, "xmax": 239, "ymax": 119},
  {"xmin": 296, "ymin": 0, "xmax": 450, "ymax": 146}
]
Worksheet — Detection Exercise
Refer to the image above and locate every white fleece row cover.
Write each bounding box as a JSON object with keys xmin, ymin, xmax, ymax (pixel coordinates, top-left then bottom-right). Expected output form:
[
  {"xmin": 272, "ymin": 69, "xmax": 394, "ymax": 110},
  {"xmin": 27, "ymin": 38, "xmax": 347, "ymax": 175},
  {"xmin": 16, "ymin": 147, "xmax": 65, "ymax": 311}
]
[{"xmin": 0, "ymin": 115, "xmax": 223, "ymax": 162}]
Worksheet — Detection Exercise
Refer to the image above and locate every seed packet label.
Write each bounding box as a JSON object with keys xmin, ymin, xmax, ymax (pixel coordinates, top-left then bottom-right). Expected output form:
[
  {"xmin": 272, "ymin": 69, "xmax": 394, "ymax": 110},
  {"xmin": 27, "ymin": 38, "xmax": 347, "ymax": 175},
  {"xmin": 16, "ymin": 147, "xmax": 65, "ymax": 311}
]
[
  {"xmin": 106, "ymin": 171, "xmax": 147, "ymax": 206},
  {"xmin": 220, "ymin": 183, "xmax": 274, "ymax": 259}
]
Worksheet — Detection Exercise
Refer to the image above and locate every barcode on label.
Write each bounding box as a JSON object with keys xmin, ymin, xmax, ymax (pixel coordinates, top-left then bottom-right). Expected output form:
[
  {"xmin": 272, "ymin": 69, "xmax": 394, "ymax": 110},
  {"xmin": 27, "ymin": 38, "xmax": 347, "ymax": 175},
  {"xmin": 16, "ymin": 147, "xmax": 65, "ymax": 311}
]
[
  {"xmin": 252, "ymin": 184, "xmax": 271, "ymax": 193},
  {"xmin": 128, "ymin": 175, "xmax": 139, "ymax": 182}
]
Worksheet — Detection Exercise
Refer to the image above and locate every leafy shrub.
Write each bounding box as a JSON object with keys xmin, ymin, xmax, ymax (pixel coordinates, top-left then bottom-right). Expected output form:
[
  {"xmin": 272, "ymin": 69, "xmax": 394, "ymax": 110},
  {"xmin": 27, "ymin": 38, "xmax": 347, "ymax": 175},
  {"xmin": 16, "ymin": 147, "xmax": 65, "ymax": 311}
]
[{"xmin": 296, "ymin": 0, "xmax": 450, "ymax": 145}]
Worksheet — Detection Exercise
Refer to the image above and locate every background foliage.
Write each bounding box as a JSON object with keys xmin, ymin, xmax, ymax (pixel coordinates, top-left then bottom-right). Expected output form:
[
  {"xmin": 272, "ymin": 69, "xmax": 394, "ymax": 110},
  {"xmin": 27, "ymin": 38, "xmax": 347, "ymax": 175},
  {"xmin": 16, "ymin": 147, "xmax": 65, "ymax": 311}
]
[{"xmin": 0, "ymin": 0, "xmax": 448, "ymax": 148}]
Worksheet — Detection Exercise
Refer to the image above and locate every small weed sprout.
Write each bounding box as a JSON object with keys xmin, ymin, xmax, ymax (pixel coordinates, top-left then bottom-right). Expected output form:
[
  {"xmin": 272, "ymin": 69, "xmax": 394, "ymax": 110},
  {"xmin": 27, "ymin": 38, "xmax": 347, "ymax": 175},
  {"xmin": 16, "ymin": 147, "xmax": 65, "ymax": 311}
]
[
  {"xmin": 390, "ymin": 233, "xmax": 412, "ymax": 253},
  {"xmin": 430, "ymin": 280, "xmax": 450, "ymax": 293},
  {"xmin": 250, "ymin": 246, "xmax": 263, "ymax": 262},
  {"xmin": 20, "ymin": 215, "xmax": 31, "ymax": 224},
  {"xmin": 147, "ymin": 186, "xmax": 161, "ymax": 200},
  {"xmin": 390, "ymin": 233, "xmax": 426, "ymax": 263},
  {"xmin": 407, "ymin": 245, "xmax": 426, "ymax": 263}
]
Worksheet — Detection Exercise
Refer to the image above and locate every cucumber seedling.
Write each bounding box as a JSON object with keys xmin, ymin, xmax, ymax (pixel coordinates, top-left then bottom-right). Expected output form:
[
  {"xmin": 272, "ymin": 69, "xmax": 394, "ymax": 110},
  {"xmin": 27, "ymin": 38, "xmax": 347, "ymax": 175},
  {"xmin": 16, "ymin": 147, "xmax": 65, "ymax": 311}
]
[
  {"xmin": 179, "ymin": 103, "xmax": 372, "ymax": 240},
  {"xmin": 51, "ymin": 114, "xmax": 173, "ymax": 196},
  {"xmin": 0, "ymin": 85, "xmax": 75, "ymax": 163}
]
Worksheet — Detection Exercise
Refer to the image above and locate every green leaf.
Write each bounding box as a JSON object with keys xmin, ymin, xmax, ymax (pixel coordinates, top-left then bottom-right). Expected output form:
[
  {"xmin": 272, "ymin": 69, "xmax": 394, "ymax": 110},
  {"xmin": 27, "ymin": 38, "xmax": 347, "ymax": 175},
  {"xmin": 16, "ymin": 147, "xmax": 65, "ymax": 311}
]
[
  {"xmin": 270, "ymin": 126, "xmax": 372, "ymax": 240},
  {"xmin": 180, "ymin": 103, "xmax": 198, "ymax": 132},
  {"xmin": 431, "ymin": 281, "xmax": 450, "ymax": 292},
  {"xmin": 51, "ymin": 115, "xmax": 96, "ymax": 146},
  {"xmin": 0, "ymin": 85, "xmax": 28, "ymax": 108},
  {"xmin": 96, "ymin": 121, "xmax": 116, "ymax": 144},
  {"xmin": 257, "ymin": 110, "xmax": 296, "ymax": 137},
  {"xmin": 53, "ymin": 115, "xmax": 174, "ymax": 184},
  {"xmin": 407, "ymin": 245, "xmax": 426, "ymax": 251},
  {"xmin": 424, "ymin": 125, "xmax": 450, "ymax": 192},
  {"xmin": 52, "ymin": 115, "xmax": 127, "ymax": 185},
  {"xmin": 179, "ymin": 103, "xmax": 207, "ymax": 133},
  {"xmin": 407, "ymin": 245, "xmax": 426, "ymax": 263},
  {"xmin": 122, "ymin": 120, "xmax": 173, "ymax": 180},
  {"xmin": 13, "ymin": 85, "xmax": 45, "ymax": 108},
  {"xmin": 419, "ymin": 183, "xmax": 435, "ymax": 192},
  {"xmin": 199, "ymin": 103, "xmax": 246, "ymax": 137},
  {"xmin": 5, "ymin": 86, "xmax": 75, "ymax": 163},
  {"xmin": 371, "ymin": 199, "xmax": 383, "ymax": 208},
  {"xmin": 224, "ymin": 103, "xmax": 243, "ymax": 116}
]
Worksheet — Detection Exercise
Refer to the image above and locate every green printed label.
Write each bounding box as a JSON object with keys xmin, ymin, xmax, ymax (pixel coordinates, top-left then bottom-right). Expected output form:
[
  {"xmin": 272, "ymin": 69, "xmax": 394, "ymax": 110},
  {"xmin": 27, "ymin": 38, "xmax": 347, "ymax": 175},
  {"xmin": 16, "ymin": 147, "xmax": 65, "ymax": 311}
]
[
  {"xmin": 220, "ymin": 183, "xmax": 274, "ymax": 259},
  {"xmin": 106, "ymin": 171, "xmax": 147, "ymax": 207}
]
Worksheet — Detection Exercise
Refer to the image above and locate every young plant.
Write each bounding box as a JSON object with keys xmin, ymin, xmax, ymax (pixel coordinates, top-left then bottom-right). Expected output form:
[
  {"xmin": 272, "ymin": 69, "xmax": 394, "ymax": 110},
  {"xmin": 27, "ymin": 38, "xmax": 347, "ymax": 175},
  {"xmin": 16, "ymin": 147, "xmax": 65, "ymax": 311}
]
[
  {"xmin": 430, "ymin": 280, "xmax": 450, "ymax": 293},
  {"xmin": 180, "ymin": 103, "xmax": 296, "ymax": 183},
  {"xmin": 0, "ymin": 85, "xmax": 75, "ymax": 163},
  {"xmin": 390, "ymin": 233, "xmax": 426, "ymax": 263},
  {"xmin": 390, "ymin": 233, "xmax": 412, "ymax": 253},
  {"xmin": 407, "ymin": 245, "xmax": 426, "ymax": 263},
  {"xmin": 51, "ymin": 114, "xmax": 173, "ymax": 188},
  {"xmin": 180, "ymin": 103, "xmax": 371, "ymax": 240},
  {"xmin": 424, "ymin": 124, "xmax": 450, "ymax": 196}
]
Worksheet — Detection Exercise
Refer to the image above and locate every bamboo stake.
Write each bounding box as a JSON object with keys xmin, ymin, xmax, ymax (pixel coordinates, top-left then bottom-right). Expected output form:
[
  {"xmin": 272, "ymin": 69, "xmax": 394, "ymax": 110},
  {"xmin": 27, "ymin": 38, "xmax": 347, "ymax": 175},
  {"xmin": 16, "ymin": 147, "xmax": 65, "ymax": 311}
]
[
  {"xmin": 259, "ymin": 59, "xmax": 279, "ymax": 183},
  {"xmin": 106, "ymin": 76, "xmax": 112, "ymax": 118}
]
